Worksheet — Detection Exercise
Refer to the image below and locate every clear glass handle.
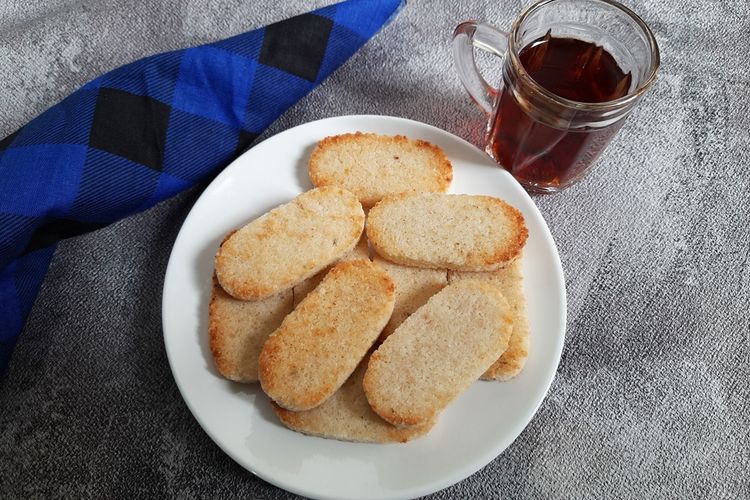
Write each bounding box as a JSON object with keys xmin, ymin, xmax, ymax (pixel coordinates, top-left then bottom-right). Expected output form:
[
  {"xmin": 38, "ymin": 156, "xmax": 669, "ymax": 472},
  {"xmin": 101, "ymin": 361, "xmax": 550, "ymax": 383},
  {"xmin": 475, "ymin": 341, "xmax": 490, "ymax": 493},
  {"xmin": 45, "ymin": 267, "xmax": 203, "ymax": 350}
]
[{"xmin": 452, "ymin": 21, "xmax": 509, "ymax": 115}]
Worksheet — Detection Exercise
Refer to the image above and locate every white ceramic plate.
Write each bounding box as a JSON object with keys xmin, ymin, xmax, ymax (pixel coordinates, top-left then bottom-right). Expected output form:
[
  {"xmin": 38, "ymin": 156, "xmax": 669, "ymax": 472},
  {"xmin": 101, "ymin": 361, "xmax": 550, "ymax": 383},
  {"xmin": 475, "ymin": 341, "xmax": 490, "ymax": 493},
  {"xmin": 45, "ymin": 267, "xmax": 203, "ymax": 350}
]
[{"xmin": 162, "ymin": 115, "xmax": 566, "ymax": 500}]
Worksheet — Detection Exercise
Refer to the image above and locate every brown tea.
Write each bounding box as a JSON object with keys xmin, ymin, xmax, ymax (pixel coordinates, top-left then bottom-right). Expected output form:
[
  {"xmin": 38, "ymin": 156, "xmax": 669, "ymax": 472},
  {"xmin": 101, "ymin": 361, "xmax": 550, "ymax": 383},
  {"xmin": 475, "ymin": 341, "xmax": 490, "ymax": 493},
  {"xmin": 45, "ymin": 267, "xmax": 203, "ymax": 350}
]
[{"xmin": 488, "ymin": 33, "xmax": 632, "ymax": 189}]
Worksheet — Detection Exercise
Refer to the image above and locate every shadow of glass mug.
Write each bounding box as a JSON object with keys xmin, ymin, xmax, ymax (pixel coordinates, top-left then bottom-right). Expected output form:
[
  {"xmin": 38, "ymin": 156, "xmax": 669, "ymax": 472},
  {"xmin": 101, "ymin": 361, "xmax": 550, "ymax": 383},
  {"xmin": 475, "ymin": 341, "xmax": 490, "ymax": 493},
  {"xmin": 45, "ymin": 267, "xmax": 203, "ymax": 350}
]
[{"xmin": 453, "ymin": 0, "xmax": 660, "ymax": 193}]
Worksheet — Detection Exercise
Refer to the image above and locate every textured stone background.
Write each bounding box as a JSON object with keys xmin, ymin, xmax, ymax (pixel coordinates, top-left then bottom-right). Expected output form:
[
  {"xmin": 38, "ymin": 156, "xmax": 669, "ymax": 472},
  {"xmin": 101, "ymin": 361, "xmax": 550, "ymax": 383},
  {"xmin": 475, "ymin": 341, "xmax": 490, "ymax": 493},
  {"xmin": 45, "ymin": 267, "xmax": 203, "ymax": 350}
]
[{"xmin": 1, "ymin": 0, "xmax": 748, "ymax": 498}]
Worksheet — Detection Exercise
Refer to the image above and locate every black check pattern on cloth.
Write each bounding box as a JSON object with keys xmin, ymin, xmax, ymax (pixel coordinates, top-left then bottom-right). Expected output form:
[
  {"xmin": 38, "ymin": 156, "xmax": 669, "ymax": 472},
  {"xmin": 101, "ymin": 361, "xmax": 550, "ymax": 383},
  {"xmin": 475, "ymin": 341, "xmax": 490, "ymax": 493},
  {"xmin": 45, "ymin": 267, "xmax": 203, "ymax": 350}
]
[
  {"xmin": 260, "ymin": 13, "xmax": 334, "ymax": 82},
  {"xmin": 89, "ymin": 88, "xmax": 172, "ymax": 171},
  {"xmin": 0, "ymin": 130, "xmax": 20, "ymax": 152},
  {"xmin": 24, "ymin": 220, "xmax": 107, "ymax": 254},
  {"xmin": 0, "ymin": 0, "xmax": 405, "ymax": 375},
  {"xmin": 235, "ymin": 130, "xmax": 260, "ymax": 156}
]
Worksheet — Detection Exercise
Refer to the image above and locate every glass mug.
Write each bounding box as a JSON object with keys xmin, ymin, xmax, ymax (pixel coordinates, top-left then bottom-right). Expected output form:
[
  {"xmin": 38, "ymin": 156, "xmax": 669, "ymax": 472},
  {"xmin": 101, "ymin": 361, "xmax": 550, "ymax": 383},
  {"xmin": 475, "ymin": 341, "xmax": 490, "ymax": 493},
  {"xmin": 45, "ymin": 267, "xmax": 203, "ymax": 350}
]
[{"xmin": 453, "ymin": 0, "xmax": 660, "ymax": 193}]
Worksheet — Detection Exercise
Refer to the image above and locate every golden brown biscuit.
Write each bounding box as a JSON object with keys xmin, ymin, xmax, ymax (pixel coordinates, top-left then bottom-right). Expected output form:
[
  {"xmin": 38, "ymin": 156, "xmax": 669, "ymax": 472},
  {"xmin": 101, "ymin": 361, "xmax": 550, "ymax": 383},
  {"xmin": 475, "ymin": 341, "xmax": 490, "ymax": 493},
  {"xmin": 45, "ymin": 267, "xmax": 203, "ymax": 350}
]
[
  {"xmin": 215, "ymin": 186, "xmax": 365, "ymax": 300},
  {"xmin": 308, "ymin": 132, "xmax": 453, "ymax": 207},
  {"xmin": 363, "ymin": 280, "xmax": 512, "ymax": 427},
  {"xmin": 259, "ymin": 260, "xmax": 395, "ymax": 411},
  {"xmin": 367, "ymin": 192, "xmax": 527, "ymax": 272}
]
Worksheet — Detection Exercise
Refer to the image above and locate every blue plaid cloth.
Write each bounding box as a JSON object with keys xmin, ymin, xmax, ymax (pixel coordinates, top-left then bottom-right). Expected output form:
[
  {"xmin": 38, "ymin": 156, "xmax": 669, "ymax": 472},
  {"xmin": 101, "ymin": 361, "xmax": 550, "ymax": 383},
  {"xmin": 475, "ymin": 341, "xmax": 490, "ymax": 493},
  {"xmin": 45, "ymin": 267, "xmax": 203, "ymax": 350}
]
[{"xmin": 0, "ymin": 0, "xmax": 404, "ymax": 375}]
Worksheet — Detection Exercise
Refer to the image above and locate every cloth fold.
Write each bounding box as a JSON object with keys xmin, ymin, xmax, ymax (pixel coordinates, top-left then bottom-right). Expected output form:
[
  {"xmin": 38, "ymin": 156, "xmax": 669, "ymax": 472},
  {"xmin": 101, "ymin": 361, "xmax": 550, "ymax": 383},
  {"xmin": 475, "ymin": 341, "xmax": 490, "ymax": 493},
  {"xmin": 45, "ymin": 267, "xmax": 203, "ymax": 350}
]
[{"xmin": 0, "ymin": 0, "xmax": 405, "ymax": 374}]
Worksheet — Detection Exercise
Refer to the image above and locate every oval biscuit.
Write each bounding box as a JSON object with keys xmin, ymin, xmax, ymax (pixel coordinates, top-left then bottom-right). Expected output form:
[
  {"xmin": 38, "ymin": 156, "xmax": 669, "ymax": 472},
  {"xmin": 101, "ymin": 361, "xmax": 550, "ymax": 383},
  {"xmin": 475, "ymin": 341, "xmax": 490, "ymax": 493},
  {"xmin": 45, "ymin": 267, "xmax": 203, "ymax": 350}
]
[
  {"xmin": 215, "ymin": 186, "xmax": 365, "ymax": 300},
  {"xmin": 367, "ymin": 192, "xmax": 528, "ymax": 271},
  {"xmin": 308, "ymin": 132, "xmax": 453, "ymax": 207},
  {"xmin": 363, "ymin": 280, "xmax": 512, "ymax": 427},
  {"xmin": 259, "ymin": 259, "xmax": 395, "ymax": 411}
]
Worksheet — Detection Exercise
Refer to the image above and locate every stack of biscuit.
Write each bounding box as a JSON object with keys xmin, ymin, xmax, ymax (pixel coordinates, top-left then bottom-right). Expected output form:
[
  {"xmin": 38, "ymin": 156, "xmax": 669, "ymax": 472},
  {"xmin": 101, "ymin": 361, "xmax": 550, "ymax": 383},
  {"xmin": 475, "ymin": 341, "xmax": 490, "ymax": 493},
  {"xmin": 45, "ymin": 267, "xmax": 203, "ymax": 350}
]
[{"xmin": 209, "ymin": 132, "xmax": 529, "ymax": 443}]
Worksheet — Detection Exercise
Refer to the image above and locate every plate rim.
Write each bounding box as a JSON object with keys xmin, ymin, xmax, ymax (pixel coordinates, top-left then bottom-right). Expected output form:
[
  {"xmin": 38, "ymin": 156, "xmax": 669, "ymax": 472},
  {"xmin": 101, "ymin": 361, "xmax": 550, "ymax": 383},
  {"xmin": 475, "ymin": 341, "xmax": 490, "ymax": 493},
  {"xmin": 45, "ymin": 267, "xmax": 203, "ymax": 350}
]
[{"xmin": 162, "ymin": 113, "xmax": 567, "ymax": 500}]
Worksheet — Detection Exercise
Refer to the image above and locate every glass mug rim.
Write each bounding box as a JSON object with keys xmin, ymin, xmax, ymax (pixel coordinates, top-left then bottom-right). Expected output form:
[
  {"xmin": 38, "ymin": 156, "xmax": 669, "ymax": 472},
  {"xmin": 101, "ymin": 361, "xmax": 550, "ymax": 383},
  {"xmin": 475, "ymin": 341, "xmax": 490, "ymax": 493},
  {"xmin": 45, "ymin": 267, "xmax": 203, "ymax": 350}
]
[{"xmin": 507, "ymin": 0, "xmax": 661, "ymax": 112}]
